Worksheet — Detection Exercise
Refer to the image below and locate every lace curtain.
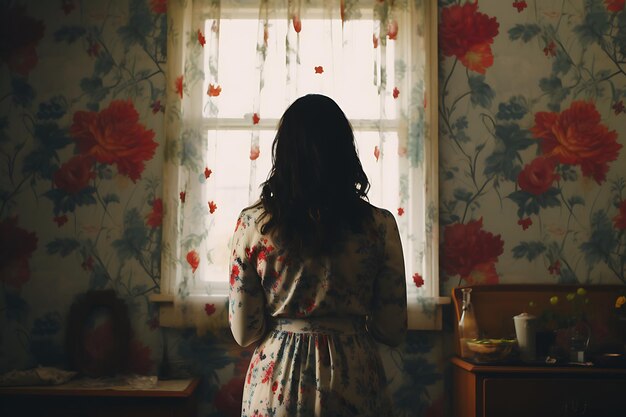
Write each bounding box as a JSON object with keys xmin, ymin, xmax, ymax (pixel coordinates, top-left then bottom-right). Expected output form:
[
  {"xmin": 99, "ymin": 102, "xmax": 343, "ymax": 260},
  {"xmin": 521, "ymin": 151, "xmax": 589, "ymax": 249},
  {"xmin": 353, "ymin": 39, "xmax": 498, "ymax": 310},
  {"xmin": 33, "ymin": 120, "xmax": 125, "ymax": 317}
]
[{"xmin": 162, "ymin": 0, "xmax": 438, "ymax": 329}]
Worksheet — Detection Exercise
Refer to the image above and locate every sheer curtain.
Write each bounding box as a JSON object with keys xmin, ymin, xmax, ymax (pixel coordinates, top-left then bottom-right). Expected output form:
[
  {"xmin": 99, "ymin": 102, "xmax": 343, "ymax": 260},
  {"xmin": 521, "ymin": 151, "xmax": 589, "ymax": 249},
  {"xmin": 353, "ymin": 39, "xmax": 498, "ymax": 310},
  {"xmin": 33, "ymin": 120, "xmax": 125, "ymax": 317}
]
[{"xmin": 162, "ymin": 0, "xmax": 439, "ymax": 330}]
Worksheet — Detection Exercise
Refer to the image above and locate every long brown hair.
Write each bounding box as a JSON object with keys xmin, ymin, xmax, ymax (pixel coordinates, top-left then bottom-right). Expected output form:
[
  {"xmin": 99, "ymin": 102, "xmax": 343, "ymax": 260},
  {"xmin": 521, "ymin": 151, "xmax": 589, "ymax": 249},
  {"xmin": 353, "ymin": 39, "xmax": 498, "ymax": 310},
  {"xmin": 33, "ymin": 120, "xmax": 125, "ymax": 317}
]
[{"xmin": 256, "ymin": 94, "xmax": 372, "ymax": 255}]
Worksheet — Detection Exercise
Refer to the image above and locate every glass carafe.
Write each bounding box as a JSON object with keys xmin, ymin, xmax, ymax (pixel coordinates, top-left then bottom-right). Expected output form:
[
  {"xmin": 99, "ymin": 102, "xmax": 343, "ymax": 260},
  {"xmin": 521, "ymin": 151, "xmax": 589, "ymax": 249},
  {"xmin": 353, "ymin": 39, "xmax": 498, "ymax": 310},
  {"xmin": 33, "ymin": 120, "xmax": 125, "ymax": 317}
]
[{"xmin": 458, "ymin": 288, "xmax": 479, "ymax": 359}]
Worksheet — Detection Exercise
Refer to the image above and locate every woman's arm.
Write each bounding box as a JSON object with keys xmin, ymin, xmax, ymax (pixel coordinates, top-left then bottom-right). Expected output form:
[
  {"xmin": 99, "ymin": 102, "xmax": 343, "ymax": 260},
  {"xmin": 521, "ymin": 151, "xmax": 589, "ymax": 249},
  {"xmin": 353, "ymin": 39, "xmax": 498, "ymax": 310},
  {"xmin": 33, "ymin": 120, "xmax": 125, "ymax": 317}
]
[
  {"xmin": 228, "ymin": 212, "xmax": 267, "ymax": 347},
  {"xmin": 367, "ymin": 211, "xmax": 408, "ymax": 347}
]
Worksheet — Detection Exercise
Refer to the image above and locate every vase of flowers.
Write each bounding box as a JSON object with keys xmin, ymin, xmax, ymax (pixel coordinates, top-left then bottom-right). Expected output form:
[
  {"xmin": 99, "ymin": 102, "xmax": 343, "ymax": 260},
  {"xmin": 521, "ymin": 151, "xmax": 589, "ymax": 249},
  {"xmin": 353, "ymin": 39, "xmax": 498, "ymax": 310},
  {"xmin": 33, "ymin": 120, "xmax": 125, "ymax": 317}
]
[{"xmin": 530, "ymin": 287, "xmax": 591, "ymax": 361}]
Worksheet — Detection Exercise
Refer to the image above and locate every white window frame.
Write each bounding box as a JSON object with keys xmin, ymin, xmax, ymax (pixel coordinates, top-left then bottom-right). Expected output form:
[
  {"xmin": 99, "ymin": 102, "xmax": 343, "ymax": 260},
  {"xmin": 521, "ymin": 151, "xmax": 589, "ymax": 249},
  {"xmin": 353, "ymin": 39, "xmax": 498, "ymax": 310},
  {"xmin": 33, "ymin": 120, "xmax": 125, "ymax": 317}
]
[{"xmin": 152, "ymin": 0, "xmax": 448, "ymax": 331}]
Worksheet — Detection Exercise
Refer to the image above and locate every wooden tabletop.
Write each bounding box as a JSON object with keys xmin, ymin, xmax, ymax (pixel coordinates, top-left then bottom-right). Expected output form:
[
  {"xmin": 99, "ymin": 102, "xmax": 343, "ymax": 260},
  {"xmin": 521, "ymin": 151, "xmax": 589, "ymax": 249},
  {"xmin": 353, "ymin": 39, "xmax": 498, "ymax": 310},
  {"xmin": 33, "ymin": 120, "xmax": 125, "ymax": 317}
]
[
  {"xmin": 0, "ymin": 377, "xmax": 200, "ymax": 398},
  {"xmin": 451, "ymin": 356, "xmax": 626, "ymax": 375}
]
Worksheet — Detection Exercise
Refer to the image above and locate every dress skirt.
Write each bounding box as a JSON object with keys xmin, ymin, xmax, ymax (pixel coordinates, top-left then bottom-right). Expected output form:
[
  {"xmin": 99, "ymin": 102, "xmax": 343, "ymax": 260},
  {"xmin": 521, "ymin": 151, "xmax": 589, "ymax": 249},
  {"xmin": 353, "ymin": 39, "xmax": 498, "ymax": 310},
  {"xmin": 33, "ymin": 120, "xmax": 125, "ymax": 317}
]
[{"xmin": 241, "ymin": 317, "xmax": 394, "ymax": 417}]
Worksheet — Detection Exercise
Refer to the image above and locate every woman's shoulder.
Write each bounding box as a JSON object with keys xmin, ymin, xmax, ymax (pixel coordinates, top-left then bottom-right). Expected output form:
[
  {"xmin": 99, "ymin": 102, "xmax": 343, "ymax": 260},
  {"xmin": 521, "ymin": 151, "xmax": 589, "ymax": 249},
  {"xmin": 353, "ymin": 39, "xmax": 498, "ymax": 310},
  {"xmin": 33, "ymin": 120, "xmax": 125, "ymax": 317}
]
[
  {"xmin": 236, "ymin": 202, "xmax": 266, "ymax": 233},
  {"xmin": 364, "ymin": 202, "xmax": 396, "ymax": 224},
  {"xmin": 239, "ymin": 202, "xmax": 264, "ymax": 219}
]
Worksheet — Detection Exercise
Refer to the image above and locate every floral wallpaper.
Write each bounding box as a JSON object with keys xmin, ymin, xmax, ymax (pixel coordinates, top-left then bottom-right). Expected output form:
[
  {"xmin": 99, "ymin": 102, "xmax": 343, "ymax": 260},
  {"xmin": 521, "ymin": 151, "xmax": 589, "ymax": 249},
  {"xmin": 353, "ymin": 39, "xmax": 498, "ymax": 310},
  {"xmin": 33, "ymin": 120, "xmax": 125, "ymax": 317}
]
[
  {"xmin": 0, "ymin": 0, "xmax": 167, "ymax": 375},
  {"xmin": 439, "ymin": 0, "xmax": 626, "ymax": 291},
  {"xmin": 0, "ymin": 0, "xmax": 625, "ymax": 416}
]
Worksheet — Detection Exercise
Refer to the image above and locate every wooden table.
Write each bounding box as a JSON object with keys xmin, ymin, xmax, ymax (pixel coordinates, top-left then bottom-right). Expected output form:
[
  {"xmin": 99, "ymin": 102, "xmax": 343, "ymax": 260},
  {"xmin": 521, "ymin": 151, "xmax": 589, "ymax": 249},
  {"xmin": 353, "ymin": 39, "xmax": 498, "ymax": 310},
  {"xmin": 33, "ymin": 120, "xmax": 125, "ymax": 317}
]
[
  {"xmin": 450, "ymin": 284, "xmax": 626, "ymax": 416},
  {"xmin": 452, "ymin": 357, "xmax": 626, "ymax": 417},
  {"xmin": 0, "ymin": 378, "xmax": 200, "ymax": 417}
]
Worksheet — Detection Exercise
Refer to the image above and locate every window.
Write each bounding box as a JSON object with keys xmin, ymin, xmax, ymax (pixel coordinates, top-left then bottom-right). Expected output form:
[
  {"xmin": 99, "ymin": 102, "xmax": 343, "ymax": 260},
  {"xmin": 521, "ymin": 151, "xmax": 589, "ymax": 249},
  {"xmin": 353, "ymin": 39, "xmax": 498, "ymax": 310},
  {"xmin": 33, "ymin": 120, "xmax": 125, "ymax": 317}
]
[
  {"xmin": 159, "ymin": 0, "xmax": 443, "ymax": 330},
  {"xmin": 201, "ymin": 15, "xmax": 400, "ymax": 289}
]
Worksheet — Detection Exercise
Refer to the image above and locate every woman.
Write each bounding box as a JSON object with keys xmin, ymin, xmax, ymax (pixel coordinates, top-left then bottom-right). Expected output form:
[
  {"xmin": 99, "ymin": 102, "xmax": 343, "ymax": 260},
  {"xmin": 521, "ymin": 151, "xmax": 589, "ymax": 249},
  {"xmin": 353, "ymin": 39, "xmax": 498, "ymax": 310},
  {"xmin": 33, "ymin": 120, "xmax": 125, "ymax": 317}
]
[{"xmin": 229, "ymin": 94, "xmax": 407, "ymax": 417}]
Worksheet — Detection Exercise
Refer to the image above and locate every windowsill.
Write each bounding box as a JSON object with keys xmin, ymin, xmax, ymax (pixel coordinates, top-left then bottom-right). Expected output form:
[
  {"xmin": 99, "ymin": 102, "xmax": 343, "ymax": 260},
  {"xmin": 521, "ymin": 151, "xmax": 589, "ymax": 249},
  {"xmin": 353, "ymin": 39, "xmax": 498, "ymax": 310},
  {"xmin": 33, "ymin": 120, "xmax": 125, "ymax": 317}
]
[{"xmin": 149, "ymin": 293, "xmax": 451, "ymax": 332}]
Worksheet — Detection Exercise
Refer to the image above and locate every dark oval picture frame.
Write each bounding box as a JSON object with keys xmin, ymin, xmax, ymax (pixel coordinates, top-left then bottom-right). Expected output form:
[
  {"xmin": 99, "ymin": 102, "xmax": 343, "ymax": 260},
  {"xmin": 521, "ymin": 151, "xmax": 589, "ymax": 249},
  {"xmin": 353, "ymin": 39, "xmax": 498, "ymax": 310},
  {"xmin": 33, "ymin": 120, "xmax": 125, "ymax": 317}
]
[{"xmin": 66, "ymin": 289, "xmax": 131, "ymax": 377}]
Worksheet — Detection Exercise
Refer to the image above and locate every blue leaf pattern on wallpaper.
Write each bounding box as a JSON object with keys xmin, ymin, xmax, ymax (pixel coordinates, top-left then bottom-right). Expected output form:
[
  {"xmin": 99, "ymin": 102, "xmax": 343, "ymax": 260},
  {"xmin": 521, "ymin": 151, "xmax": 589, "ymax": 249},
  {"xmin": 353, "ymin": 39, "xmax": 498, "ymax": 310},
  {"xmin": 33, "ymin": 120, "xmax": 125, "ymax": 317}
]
[
  {"xmin": 574, "ymin": 2, "xmax": 610, "ymax": 46},
  {"xmin": 11, "ymin": 77, "xmax": 35, "ymax": 107},
  {"xmin": 1, "ymin": 0, "xmax": 165, "ymax": 377},
  {"xmin": 468, "ymin": 74, "xmax": 495, "ymax": 108},
  {"xmin": 54, "ymin": 26, "xmax": 87, "ymax": 43},
  {"xmin": 31, "ymin": 312, "xmax": 62, "ymax": 337},
  {"xmin": 46, "ymin": 238, "xmax": 81, "ymax": 257},
  {"xmin": 508, "ymin": 23, "xmax": 541, "ymax": 42},
  {"xmin": 496, "ymin": 95, "xmax": 528, "ymax": 120},
  {"xmin": 440, "ymin": 0, "xmax": 626, "ymax": 288}
]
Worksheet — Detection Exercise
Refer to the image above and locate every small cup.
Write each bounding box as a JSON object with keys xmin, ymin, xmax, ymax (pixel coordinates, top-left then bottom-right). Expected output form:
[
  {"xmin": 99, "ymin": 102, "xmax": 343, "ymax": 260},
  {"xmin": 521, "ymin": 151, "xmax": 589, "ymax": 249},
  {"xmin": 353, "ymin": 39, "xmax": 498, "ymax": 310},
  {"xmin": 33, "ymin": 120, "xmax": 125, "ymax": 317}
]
[{"xmin": 514, "ymin": 313, "xmax": 538, "ymax": 362}]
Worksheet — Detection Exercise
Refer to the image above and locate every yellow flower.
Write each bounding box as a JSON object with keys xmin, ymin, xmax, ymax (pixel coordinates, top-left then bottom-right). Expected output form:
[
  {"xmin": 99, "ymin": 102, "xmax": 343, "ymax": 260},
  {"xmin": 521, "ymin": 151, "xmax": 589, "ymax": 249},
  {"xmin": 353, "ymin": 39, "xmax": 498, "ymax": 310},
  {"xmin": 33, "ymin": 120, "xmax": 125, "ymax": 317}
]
[
  {"xmin": 550, "ymin": 296, "xmax": 559, "ymax": 305},
  {"xmin": 576, "ymin": 287, "xmax": 587, "ymax": 296},
  {"xmin": 616, "ymin": 296, "xmax": 626, "ymax": 309},
  {"xmin": 566, "ymin": 293, "xmax": 575, "ymax": 301}
]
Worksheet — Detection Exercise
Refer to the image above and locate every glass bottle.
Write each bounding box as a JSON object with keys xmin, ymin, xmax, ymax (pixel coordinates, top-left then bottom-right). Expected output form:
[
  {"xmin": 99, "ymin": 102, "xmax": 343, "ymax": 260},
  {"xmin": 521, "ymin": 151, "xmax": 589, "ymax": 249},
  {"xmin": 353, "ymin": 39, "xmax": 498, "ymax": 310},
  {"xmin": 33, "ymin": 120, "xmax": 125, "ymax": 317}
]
[{"xmin": 458, "ymin": 288, "xmax": 479, "ymax": 359}]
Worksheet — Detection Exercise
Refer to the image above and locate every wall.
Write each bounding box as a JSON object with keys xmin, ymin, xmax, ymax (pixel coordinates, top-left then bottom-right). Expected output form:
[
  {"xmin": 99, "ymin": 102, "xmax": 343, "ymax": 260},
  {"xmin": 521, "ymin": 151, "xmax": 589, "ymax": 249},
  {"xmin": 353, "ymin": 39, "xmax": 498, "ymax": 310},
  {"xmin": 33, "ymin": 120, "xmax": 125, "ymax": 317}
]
[
  {"xmin": 1, "ymin": 1, "xmax": 625, "ymax": 416},
  {"xmin": 439, "ymin": 0, "xmax": 626, "ymax": 290}
]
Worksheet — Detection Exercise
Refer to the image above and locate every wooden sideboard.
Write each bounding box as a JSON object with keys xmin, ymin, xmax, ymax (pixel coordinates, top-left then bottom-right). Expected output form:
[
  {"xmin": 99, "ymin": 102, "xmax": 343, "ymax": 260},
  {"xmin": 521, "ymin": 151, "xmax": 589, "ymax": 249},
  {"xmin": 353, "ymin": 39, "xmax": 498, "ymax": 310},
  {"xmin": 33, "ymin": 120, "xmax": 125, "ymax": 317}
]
[
  {"xmin": 452, "ymin": 356, "xmax": 626, "ymax": 417},
  {"xmin": 0, "ymin": 378, "xmax": 200, "ymax": 417},
  {"xmin": 451, "ymin": 284, "xmax": 626, "ymax": 417}
]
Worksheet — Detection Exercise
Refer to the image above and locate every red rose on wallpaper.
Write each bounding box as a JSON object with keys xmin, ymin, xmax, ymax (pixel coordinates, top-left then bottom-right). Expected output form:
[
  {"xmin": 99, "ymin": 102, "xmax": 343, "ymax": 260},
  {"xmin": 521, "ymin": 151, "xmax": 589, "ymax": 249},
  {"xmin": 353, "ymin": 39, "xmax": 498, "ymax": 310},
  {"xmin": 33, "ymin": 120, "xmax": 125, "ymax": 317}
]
[
  {"xmin": 441, "ymin": 218, "xmax": 504, "ymax": 283},
  {"xmin": 543, "ymin": 41, "xmax": 557, "ymax": 57},
  {"xmin": 517, "ymin": 217, "xmax": 532, "ymax": 230},
  {"xmin": 70, "ymin": 100, "xmax": 158, "ymax": 182},
  {"xmin": 548, "ymin": 259, "xmax": 561, "ymax": 275},
  {"xmin": 517, "ymin": 157, "xmax": 559, "ymax": 195},
  {"xmin": 53, "ymin": 155, "xmax": 95, "ymax": 194},
  {"xmin": 613, "ymin": 200, "xmax": 626, "ymax": 230},
  {"xmin": 0, "ymin": 4, "xmax": 45, "ymax": 76},
  {"xmin": 512, "ymin": 1, "xmax": 528, "ymax": 13},
  {"xmin": 605, "ymin": 0, "xmax": 625, "ymax": 12},
  {"xmin": 146, "ymin": 198, "xmax": 163, "ymax": 228},
  {"xmin": 465, "ymin": 261, "xmax": 499, "ymax": 284},
  {"xmin": 150, "ymin": 0, "xmax": 167, "ymax": 14},
  {"xmin": 53, "ymin": 215, "xmax": 68, "ymax": 227},
  {"xmin": 0, "ymin": 217, "xmax": 38, "ymax": 289},
  {"xmin": 460, "ymin": 42, "xmax": 495, "ymax": 74},
  {"xmin": 61, "ymin": 0, "xmax": 76, "ymax": 15},
  {"xmin": 214, "ymin": 377, "xmax": 245, "ymax": 417},
  {"xmin": 81, "ymin": 256, "xmax": 94, "ymax": 271},
  {"xmin": 531, "ymin": 101, "xmax": 621, "ymax": 185},
  {"xmin": 440, "ymin": 1, "xmax": 499, "ymax": 74}
]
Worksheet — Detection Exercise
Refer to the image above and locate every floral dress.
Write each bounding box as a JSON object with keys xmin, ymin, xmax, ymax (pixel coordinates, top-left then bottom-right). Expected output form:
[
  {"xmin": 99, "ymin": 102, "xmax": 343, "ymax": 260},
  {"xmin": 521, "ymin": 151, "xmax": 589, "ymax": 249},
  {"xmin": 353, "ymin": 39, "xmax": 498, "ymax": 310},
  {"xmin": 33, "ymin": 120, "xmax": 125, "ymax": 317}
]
[{"xmin": 228, "ymin": 204, "xmax": 407, "ymax": 417}]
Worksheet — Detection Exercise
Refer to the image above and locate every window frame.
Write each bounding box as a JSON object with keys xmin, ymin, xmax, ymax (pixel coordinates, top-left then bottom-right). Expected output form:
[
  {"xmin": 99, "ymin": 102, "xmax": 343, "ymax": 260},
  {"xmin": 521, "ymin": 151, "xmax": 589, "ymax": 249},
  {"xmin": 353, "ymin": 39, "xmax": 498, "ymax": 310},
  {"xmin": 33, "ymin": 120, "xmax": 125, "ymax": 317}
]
[{"xmin": 153, "ymin": 0, "xmax": 448, "ymax": 331}]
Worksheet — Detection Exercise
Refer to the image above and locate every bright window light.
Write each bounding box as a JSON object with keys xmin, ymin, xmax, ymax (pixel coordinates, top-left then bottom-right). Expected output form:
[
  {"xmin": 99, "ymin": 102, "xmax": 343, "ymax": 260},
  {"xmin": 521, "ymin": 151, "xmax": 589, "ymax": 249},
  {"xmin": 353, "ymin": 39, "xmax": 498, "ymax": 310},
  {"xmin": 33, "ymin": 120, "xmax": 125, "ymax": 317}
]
[{"xmin": 197, "ymin": 17, "xmax": 400, "ymax": 289}]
